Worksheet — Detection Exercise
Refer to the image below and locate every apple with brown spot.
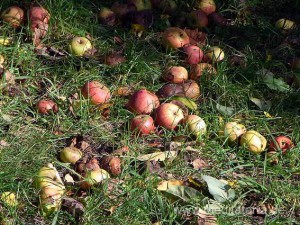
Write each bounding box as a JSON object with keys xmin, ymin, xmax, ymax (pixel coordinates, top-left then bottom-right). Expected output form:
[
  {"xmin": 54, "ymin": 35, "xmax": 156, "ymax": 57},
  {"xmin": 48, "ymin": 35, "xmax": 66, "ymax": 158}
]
[
  {"xmin": 161, "ymin": 27, "xmax": 190, "ymax": 50},
  {"xmin": 37, "ymin": 99, "xmax": 58, "ymax": 114},
  {"xmin": 183, "ymin": 45, "xmax": 204, "ymax": 65},
  {"xmin": 162, "ymin": 66, "xmax": 188, "ymax": 83},
  {"xmin": 154, "ymin": 103, "xmax": 184, "ymax": 130},
  {"xmin": 81, "ymin": 81, "xmax": 111, "ymax": 105},
  {"xmin": 1, "ymin": 6, "xmax": 24, "ymax": 28},
  {"xmin": 130, "ymin": 115, "xmax": 155, "ymax": 135}
]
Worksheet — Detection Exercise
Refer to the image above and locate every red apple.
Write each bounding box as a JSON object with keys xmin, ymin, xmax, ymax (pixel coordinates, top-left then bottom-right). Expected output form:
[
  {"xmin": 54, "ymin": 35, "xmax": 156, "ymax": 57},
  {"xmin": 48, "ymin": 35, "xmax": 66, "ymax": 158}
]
[
  {"xmin": 183, "ymin": 45, "xmax": 204, "ymax": 65},
  {"xmin": 162, "ymin": 66, "xmax": 188, "ymax": 83},
  {"xmin": 195, "ymin": 0, "xmax": 216, "ymax": 15},
  {"xmin": 190, "ymin": 63, "xmax": 216, "ymax": 80},
  {"xmin": 127, "ymin": 89, "xmax": 160, "ymax": 114},
  {"xmin": 37, "ymin": 99, "xmax": 58, "ymax": 114},
  {"xmin": 29, "ymin": 6, "xmax": 50, "ymax": 23},
  {"xmin": 187, "ymin": 10, "xmax": 208, "ymax": 28},
  {"xmin": 130, "ymin": 115, "xmax": 155, "ymax": 135},
  {"xmin": 269, "ymin": 136, "xmax": 294, "ymax": 154},
  {"xmin": 1, "ymin": 6, "xmax": 24, "ymax": 28},
  {"xmin": 154, "ymin": 103, "xmax": 184, "ymax": 130},
  {"xmin": 161, "ymin": 27, "xmax": 190, "ymax": 50},
  {"xmin": 81, "ymin": 81, "xmax": 111, "ymax": 105}
]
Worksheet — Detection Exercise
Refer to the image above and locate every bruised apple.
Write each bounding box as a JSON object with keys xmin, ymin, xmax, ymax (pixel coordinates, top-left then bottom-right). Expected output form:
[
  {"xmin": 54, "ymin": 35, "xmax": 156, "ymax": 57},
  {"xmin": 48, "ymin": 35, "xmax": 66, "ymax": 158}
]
[
  {"xmin": 224, "ymin": 122, "xmax": 246, "ymax": 144},
  {"xmin": 81, "ymin": 81, "xmax": 111, "ymax": 105},
  {"xmin": 182, "ymin": 80, "xmax": 200, "ymax": 100},
  {"xmin": 29, "ymin": 6, "xmax": 50, "ymax": 23},
  {"xmin": 269, "ymin": 136, "xmax": 294, "ymax": 154},
  {"xmin": 154, "ymin": 103, "xmax": 184, "ymax": 130},
  {"xmin": 130, "ymin": 115, "xmax": 155, "ymax": 135},
  {"xmin": 240, "ymin": 130, "xmax": 267, "ymax": 154},
  {"xmin": 161, "ymin": 27, "xmax": 190, "ymax": 50},
  {"xmin": 195, "ymin": 0, "xmax": 216, "ymax": 15},
  {"xmin": 99, "ymin": 7, "xmax": 116, "ymax": 26},
  {"xmin": 190, "ymin": 63, "xmax": 216, "ymax": 80},
  {"xmin": 185, "ymin": 115, "xmax": 206, "ymax": 137},
  {"xmin": 126, "ymin": 89, "xmax": 160, "ymax": 114},
  {"xmin": 157, "ymin": 80, "xmax": 200, "ymax": 99},
  {"xmin": 1, "ymin": 6, "xmax": 24, "ymax": 28},
  {"xmin": 162, "ymin": 66, "xmax": 188, "ymax": 83},
  {"xmin": 183, "ymin": 45, "xmax": 204, "ymax": 65},
  {"xmin": 205, "ymin": 46, "xmax": 224, "ymax": 62},
  {"xmin": 37, "ymin": 99, "xmax": 58, "ymax": 114},
  {"xmin": 80, "ymin": 169, "xmax": 110, "ymax": 190},
  {"xmin": 60, "ymin": 147, "xmax": 83, "ymax": 164}
]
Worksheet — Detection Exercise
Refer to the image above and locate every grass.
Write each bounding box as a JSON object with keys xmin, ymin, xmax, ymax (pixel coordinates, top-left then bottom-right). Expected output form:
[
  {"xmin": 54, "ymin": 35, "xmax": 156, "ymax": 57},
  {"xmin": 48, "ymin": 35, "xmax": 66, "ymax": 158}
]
[{"xmin": 0, "ymin": 0, "xmax": 299, "ymax": 224}]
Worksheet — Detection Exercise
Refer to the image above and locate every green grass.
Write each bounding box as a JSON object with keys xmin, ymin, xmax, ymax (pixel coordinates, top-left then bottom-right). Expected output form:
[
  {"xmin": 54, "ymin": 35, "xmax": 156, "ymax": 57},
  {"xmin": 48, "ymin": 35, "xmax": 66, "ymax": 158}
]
[{"xmin": 0, "ymin": 0, "xmax": 299, "ymax": 224}]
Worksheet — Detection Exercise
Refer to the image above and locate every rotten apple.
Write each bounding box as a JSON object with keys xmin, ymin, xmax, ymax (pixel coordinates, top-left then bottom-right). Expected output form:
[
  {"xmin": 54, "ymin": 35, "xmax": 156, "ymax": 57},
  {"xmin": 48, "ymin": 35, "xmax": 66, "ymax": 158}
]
[
  {"xmin": 205, "ymin": 46, "xmax": 224, "ymax": 62},
  {"xmin": 37, "ymin": 99, "xmax": 58, "ymax": 114},
  {"xmin": 98, "ymin": 7, "xmax": 116, "ymax": 26},
  {"xmin": 269, "ymin": 136, "xmax": 294, "ymax": 154},
  {"xmin": 161, "ymin": 27, "xmax": 190, "ymax": 50},
  {"xmin": 190, "ymin": 63, "xmax": 216, "ymax": 80},
  {"xmin": 1, "ymin": 6, "xmax": 24, "ymax": 28},
  {"xmin": 224, "ymin": 122, "xmax": 246, "ymax": 144},
  {"xmin": 183, "ymin": 45, "xmax": 204, "ymax": 65},
  {"xmin": 195, "ymin": 0, "xmax": 216, "ymax": 15},
  {"xmin": 162, "ymin": 66, "xmax": 188, "ymax": 83},
  {"xmin": 29, "ymin": 6, "xmax": 50, "ymax": 23}
]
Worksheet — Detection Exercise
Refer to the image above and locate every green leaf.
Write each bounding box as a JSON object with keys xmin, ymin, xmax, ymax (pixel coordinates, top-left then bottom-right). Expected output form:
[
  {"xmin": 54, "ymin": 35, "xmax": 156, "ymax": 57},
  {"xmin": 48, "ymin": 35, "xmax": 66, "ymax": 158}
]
[
  {"xmin": 249, "ymin": 97, "xmax": 271, "ymax": 110},
  {"xmin": 215, "ymin": 103, "xmax": 234, "ymax": 116},
  {"xmin": 163, "ymin": 184, "xmax": 202, "ymax": 202},
  {"xmin": 201, "ymin": 175, "xmax": 235, "ymax": 203}
]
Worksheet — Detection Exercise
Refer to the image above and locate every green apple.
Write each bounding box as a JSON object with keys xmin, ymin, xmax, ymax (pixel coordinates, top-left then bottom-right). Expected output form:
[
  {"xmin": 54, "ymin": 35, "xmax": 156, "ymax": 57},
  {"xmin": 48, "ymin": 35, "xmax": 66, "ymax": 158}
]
[
  {"xmin": 69, "ymin": 37, "xmax": 92, "ymax": 56},
  {"xmin": 240, "ymin": 130, "xmax": 267, "ymax": 154},
  {"xmin": 80, "ymin": 169, "xmax": 110, "ymax": 190},
  {"xmin": 185, "ymin": 115, "xmax": 206, "ymax": 137},
  {"xmin": 224, "ymin": 122, "xmax": 246, "ymax": 144},
  {"xmin": 59, "ymin": 147, "xmax": 82, "ymax": 164}
]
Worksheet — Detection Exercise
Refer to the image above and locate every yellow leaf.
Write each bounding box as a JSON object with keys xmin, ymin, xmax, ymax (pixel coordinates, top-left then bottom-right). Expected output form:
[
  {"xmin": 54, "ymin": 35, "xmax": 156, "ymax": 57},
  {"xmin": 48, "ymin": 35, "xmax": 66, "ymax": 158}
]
[
  {"xmin": 157, "ymin": 180, "xmax": 184, "ymax": 191},
  {"xmin": 264, "ymin": 111, "xmax": 273, "ymax": 118}
]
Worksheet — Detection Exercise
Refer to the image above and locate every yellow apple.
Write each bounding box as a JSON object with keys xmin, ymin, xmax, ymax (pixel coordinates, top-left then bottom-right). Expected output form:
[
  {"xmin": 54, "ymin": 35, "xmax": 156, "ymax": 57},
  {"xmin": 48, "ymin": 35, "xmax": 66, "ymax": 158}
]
[
  {"xmin": 1, "ymin": 192, "xmax": 18, "ymax": 207},
  {"xmin": 185, "ymin": 115, "xmax": 206, "ymax": 137},
  {"xmin": 275, "ymin": 18, "xmax": 295, "ymax": 31},
  {"xmin": 224, "ymin": 122, "xmax": 246, "ymax": 144},
  {"xmin": 240, "ymin": 130, "xmax": 267, "ymax": 154},
  {"xmin": 205, "ymin": 46, "xmax": 224, "ymax": 62},
  {"xmin": 69, "ymin": 37, "xmax": 92, "ymax": 56}
]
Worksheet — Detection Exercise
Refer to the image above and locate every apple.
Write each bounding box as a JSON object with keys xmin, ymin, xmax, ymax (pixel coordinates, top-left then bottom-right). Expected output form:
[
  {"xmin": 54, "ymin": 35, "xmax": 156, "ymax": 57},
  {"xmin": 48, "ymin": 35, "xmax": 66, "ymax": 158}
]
[
  {"xmin": 1, "ymin": 192, "xmax": 18, "ymax": 207},
  {"xmin": 195, "ymin": 0, "xmax": 216, "ymax": 15},
  {"xmin": 130, "ymin": 115, "xmax": 155, "ymax": 135},
  {"xmin": 185, "ymin": 115, "xmax": 206, "ymax": 137},
  {"xmin": 81, "ymin": 81, "xmax": 111, "ymax": 105},
  {"xmin": 240, "ymin": 130, "xmax": 267, "ymax": 154},
  {"xmin": 187, "ymin": 10, "xmax": 208, "ymax": 28},
  {"xmin": 182, "ymin": 80, "xmax": 200, "ymax": 100},
  {"xmin": 224, "ymin": 122, "xmax": 246, "ymax": 144},
  {"xmin": 269, "ymin": 136, "xmax": 294, "ymax": 154},
  {"xmin": 37, "ymin": 99, "xmax": 58, "ymax": 114},
  {"xmin": 183, "ymin": 45, "xmax": 204, "ymax": 65},
  {"xmin": 60, "ymin": 147, "xmax": 83, "ymax": 164},
  {"xmin": 208, "ymin": 12, "xmax": 228, "ymax": 26},
  {"xmin": 1, "ymin": 6, "xmax": 24, "ymax": 28},
  {"xmin": 126, "ymin": 89, "xmax": 160, "ymax": 114},
  {"xmin": 69, "ymin": 37, "xmax": 92, "ymax": 56},
  {"xmin": 127, "ymin": 0, "xmax": 152, "ymax": 11},
  {"xmin": 99, "ymin": 156, "xmax": 122, "ymax": 176},
  {"xmin": 205, "ymin": 46, "xmax": 225, "ymax": 62},
  {"xmin": 80, "ymin": 169, "xmax": 110, "ymax": 190},
  {"xmin": 190, "ymin": 63, "xmax": 216, "ymax": 80},
  {"xmin": 31, "ymin": 20, "xmax": 49, "ymax": 39},
  {"xmin": 275, "ymin": 18, "xmax": 295, "ymax": 31},
  {"xmin": 161, "ymin": 27, "xmax": 190, "ymax": 50},
  {"xmin": 162, "ymin": 66, "xmax": 188, "ymax": 83},
  {"xmin": 29, "ymin": 6, "xmax": 50, "ymax": 23},
  {"xmin": 157, "ymin": 0, "xmax": 177, "ymax": 14},
  {"xmin": 154, "ymin": 103, "xmax": 184, "ymax": 130},
  {"xmin": 98, "ymin": 7, "xmax": 116, "ymax": 26}
]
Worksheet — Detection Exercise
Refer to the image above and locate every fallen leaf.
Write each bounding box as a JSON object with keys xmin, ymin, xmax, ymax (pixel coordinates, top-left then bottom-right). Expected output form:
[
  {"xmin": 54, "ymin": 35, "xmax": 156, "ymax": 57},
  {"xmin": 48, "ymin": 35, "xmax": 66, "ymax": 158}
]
[
  {"xmin": 215, "ymin": 103, "xmax": 235, "ymax": 116},
  {"xmin": 201, "ymin": 175, "xmax": 235, "ymax": 203},
  {"xmin": 191, "ymin": 158, "xmax": 209, "ymax": 170},
  {"xmin": 195, "ymin": 207, "xmax": 218, "ymax": 225},
  {"xmin": 137, "ymin": 151, "xmax": 177, "ymax": 161},
  {"xmin": 113, "ymin": 86, "xmax": 134, "ymax": 96},
  {"xmin": 249, "ymin": 97, "xmax": 271, "ymax": 110},
  {"xmin": 184, "ymin": 29, "xmax": 207, "ymax": 45},
  {"xmin": 157, "ymin": 180, "xmax": 184, "ymax": 191}
]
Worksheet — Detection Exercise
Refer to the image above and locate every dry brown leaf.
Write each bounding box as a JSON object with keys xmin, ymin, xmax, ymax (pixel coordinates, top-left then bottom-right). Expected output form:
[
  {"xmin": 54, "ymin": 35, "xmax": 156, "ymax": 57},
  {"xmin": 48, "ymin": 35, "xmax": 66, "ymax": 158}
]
[
  {"xmin": 113, "ymin": 86, "xmax": 134, "ymax": 96},
  {"xmin": 191, "ymin": 158, "xmax": 209, "ymax": 170},
  {"xmin": 194, "ymin": 208, "xmax": 218, "ymax": 225}
]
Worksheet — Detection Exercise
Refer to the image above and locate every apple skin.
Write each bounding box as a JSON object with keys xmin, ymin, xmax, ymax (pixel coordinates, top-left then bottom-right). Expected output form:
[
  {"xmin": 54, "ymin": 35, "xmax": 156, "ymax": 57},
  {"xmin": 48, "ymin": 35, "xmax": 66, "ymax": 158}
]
[
  {"xmin": 1, "ymin": 6, "xmax": 24, "ymax": 28},
  {"xmin": 99, "ymin": 7, "xmax": 116, "ymax": 26},
  {"xmin": 185, "ymin": 115, "xmax": 206, "ymax": 137},
  {"xmin": 187, "ymin": 10, "xmax": 209, "ymax": 28},
  {"xmin": 60, "ymin": 147, "xmax": 83, "ymax": 164},
  {"xmin": 127, "ymin": 89, "xmax": 160, "ymax": 114},
  {"xmin": 205, "ymin": 46, "xmax": 224, "ymax": 62},
  {"xmin": 80, "ymin": 169, "xmax": 110, "ymax": 190},
  {"xmin": 37, "ymin": 100, "xmax": 58, "ymax": 114},
  {"xmin": 195, "ymin": 0, "xmax": 216, "ymax": 15},
  {"xmin": 154, "ymin": 103, "xmax": 184, "ymax": 130},
  {"xmin": 269, "ymin": 136, "xmax": 294, "ymax": 154},
  {"xmin": 224, "ymin": 122, "xmax": 246, "ymax": 144},
  {"xmin": 29, "ymin": 6, "xmax": 50, "ymax": 23},
  {"xmin": 240, "ymin": 130, "xmax": 267, "ymax": 154},
  {"xmin": 190, "ymin": 63, "xmax": 216, "ymax": 80},
  {"xmin": 275, "ymin": 18, "xmax": 295, "ymax": 31},
  {"xmin": 161, "ymin": 27, "xmax": 190, "ymax": 50},
  {"xmin": 162, "ymin": 66, "xmax": 188, "ymax": 83},
  {"xmin": 81, "ymin": 81, "xmax": 111, "ymax": 105},
  {"xmin": 183, "ymin": 45, "xmax": 204, "ymax": 65},
  {"xmin": 130, "ymin": 115, "xmax": 155, "ymax": 135},
  {"xmin": 69, "ymin": 37, "xmax": 92, "ymax": 56}
]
